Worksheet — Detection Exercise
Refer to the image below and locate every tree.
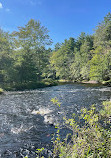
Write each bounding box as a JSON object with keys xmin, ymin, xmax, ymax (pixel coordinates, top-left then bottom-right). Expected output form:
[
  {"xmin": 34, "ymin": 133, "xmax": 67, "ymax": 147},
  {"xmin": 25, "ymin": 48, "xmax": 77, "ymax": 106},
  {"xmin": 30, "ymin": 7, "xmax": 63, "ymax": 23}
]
[
  {"xmin": 70, "ymin": 52, "xmax": 82, "ymax": 81},
  {"xmin": 89, "ymin": 47, "xmax": 107, "ymax": 81},
  {"xmin": 0, "ymin": 29, "xmax": 14, "ymax": 83},
  {"xmin": 54, "ymin": 42, "xmax": 62, "ymax": 51},
  {"xmin": 12, "ymin": 19, "xmax": 52, "ymax": 49},
  {"xmin": 75, "ymin": 32, "xmax": 86, "ymax": 51},
  {"xmin": 50, "ymin": 38, "xmax": 75, "ymax": 79},
  {"xmin": 70, "ymin": 34, "xmax": 94, "ymax": 81},
  {"xmin": 12, "ymin": 19, "xmax": 52, "ymax": 83},
  {"xmin": 94, "ymin": 12, "xmax": 111, "ymax": 48}
]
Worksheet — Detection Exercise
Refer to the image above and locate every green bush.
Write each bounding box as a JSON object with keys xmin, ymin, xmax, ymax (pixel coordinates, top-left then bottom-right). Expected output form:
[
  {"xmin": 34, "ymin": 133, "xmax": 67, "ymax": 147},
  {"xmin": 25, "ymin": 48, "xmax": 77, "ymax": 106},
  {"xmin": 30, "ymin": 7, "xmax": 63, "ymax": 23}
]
[
  {"xmin": 52, "ymin": 101, "xmax": 111, "ymax": 158},
  {"xmin": 26, "ymin": 100, "xmax": 111, "ymax": 158},
  {"xmin": 0, "ymin": 88, "xmax": 3, "ymax": 94},
  {"xmin": 12, "ymin": 81, "xmax": 46, "ymax": 90},
  {"xmin": 2, "ymin": 80, "xmax": 58, "ymax": 91},
  {"xmin": 42, "ymin": 78, "xmax": 58, "ymax": 86}
]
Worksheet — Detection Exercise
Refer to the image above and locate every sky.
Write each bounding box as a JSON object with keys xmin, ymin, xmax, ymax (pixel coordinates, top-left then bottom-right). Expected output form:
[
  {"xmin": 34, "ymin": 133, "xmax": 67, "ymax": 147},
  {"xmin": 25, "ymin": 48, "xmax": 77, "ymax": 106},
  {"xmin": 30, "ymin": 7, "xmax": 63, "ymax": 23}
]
[{"xmin": 0, "ymin": 0, "xmax": 111, "ymax": 47}]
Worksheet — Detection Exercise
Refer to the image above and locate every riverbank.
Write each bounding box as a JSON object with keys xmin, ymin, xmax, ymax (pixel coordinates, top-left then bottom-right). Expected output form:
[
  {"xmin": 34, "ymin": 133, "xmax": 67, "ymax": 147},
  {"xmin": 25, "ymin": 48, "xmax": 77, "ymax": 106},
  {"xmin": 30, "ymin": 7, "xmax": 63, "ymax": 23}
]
[
  {"xmin": 0, "ymin": 79, "xmax": 58, "ymax": 91},
  {"xmin": 58, "ymin": 79, "xmax": 111, "ymax": 86},
  {"xmin": 58, "ymin": 79, "xmax": 100, "ymax": 84},
  {"xmin": 1, "ymin": 79, "xmax": 111, "ymax": 92}
]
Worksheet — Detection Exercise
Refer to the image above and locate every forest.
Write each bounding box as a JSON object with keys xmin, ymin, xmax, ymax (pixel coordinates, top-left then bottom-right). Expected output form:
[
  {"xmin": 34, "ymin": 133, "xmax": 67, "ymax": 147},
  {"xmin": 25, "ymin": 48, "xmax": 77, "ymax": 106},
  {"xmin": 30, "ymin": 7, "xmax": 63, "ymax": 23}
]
[
  {"xmin": 1, "ymin": 12, "xmax": 111, "ymax": 90},
  {"xmin": 0, "ymin": 12, "xmax": 111, "ymax": 158}
]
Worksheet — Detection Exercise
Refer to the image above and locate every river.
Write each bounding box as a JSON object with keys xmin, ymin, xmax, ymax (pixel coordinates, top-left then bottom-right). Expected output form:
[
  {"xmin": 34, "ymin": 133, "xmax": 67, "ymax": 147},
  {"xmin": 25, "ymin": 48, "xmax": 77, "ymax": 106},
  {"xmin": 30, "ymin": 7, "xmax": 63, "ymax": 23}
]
[{"xmin": 0, "ymin": 83, "xmax": 111, "ymax": 157}]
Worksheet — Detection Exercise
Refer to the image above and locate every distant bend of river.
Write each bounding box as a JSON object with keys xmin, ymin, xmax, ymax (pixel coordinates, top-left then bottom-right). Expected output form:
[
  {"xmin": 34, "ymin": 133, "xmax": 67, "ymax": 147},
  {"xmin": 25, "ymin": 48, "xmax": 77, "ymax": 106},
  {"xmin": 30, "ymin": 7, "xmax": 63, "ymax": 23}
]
[{"xmin": 0, "ymin": 83, "xmax": 111, "ymax": 157}]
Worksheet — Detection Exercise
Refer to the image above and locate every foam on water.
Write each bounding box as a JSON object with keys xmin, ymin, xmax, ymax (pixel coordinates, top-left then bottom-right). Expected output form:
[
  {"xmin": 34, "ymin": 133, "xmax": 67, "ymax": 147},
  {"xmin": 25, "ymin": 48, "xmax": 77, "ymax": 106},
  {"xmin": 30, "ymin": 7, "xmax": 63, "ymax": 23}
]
[
  {"xmin": 11, "ymin": 125, "xmax": 33, "ymax": 134},
  {"xmin": 98, "ymin": 87, "xmax": 111, "ymax": 92},
  {"xmin": 44, "ymin": 115, "xmax": 54, "ymax": 124},
  {"xmin": 31, "ymin": 107, "xmax": 58, "ymax": 125},
  {"xmin": 31, "ymin": 107, "xmax": 52, "ymax": 116}
]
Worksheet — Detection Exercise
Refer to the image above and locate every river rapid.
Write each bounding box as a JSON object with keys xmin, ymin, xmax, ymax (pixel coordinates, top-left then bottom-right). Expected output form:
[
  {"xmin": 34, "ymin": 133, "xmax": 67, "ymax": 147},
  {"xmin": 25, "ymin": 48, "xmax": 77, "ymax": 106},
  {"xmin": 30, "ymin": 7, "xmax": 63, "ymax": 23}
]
[{"xmin": 0, "ymin": 83, "xmax": 111, "ymax": 157}]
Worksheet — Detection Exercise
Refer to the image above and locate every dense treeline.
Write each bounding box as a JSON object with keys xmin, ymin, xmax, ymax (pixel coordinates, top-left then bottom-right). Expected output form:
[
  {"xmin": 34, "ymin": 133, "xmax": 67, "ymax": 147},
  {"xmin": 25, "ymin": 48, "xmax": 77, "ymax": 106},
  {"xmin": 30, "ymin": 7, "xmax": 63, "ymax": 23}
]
[
  {"xmin": 51, "ymin": 13, "xmax": 111, "ymax": 82},
  {"xmin": 1, "ymin": 13, "xmax": 111, "ymax": 90},
  {"xmin": 0, "ymin": 19, "xmax": 53, "ymax": 89}
]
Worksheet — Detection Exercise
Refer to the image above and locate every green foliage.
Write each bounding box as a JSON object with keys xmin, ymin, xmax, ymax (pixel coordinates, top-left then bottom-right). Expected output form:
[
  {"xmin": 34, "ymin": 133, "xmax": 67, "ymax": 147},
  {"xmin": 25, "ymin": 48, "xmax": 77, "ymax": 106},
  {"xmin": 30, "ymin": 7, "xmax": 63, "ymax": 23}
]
[
  {"xmin": 0, "ymin": 88, "xmax": 3, "ymax": 94},
  {"xmin": 11, "ymin": 19, "xmax": 52, "ymax": 84},
  {"xmin": 1, "ymin": 12, "xmax": 111, "ymax": 89},
  {"xmin": 34, "ymin": 100, "xmax": 111, "ymax": 158},
  {"xmin": 70, "ymin": 52, "xmax": 82, "ymax": 81},
  {"xmin": 36, "ymin": 148, "xmax": 45, "ymax": 158},
  {"xmin": 42, "ymin": 78, "xmax": 58, "ymax": 86},
  {"xmin": 51, "ymin": 101, "xmax": 111, "ymax": 158},
  {"xmin": 50, "ymin": 38, "xmax": 75, "ymax": 79},
  {"xmin": 89, "ymin": 46, "xmax": 110, "ymax": 81},
  {"xmin": 0, "ymin": 20, "xmax": 53, "ymax": 89},
  {"xmin": 12, "ymin": 19, "xmax": 52, "ymax": 49},
  {"xmin": 0, "ymin": 29, "xmax": 15, "ymax": 83},
  {"xmin": 50, "ymin": 33, "xmax": 94, "ymax": 81},
  {"xmin": 51, "ymin": 97, "xmax": 61, "ymax": 107},
  {"xmin": 94, "ymin": 12, "xmax": 111, "ymax": 48},
  {"xmin": 50, "ymin": 13, "xmax": 111, "ymax": 83}
]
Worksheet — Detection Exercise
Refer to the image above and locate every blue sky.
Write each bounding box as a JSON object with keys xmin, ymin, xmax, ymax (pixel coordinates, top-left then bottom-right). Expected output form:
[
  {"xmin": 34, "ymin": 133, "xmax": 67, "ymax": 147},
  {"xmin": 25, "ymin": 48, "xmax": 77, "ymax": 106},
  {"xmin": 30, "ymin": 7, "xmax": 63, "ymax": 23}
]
[{"xmin": 0, "ymin": 0, "xmax": 111, "ymax": 47}]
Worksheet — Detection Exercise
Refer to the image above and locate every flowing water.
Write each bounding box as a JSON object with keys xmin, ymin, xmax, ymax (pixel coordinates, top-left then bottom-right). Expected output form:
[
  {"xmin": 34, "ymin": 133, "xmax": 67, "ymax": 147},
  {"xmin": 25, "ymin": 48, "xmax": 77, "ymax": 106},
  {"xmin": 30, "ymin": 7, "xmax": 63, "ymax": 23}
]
[{"xmin": 0, "ymin": 83, "xmax": 111, "ymax": 157}]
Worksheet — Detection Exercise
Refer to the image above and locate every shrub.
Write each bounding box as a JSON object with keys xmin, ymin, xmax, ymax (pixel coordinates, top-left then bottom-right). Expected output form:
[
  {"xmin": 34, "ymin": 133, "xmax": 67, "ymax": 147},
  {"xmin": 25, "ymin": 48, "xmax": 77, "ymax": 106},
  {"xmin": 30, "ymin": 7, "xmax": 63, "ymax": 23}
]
[
  {"xmin": 52, "ymin": 101, "xmax": 111, "ymax": 158},
  {"xmin": 42, "ymin": 78, "xmax": 58, "ymax": 86},
  {"xmin": 0, "ymin": 88, "xmax": 3, "ymax": 94},
  {"xmin": 25, "ymin": 100, "xmax": 111, "ymax": 158}
]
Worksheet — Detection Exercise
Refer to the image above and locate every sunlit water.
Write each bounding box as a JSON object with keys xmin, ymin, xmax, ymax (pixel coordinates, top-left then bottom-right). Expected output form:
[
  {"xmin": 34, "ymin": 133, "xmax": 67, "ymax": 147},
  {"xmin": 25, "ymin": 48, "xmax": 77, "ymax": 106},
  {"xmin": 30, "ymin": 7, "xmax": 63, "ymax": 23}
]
[{"xmin": 0, "ymin": 83, "xmax": 111, "ymax": 157}]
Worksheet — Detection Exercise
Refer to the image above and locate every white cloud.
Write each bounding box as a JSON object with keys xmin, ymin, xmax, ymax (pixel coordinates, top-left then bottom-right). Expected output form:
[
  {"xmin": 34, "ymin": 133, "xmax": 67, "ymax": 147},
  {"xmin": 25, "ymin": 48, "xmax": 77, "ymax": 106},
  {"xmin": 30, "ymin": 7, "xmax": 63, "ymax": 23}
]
[
  {"xmin": 30, "ymin": 0, "xmax": 36, "ymax": 6},
  {"xmin": 0, "ymin": 2, "xmax": 3, "ymax": 9},
  {"xmin": 5, "ymin": 8, "xmax": 10, "ymax": 12},
  {"xmin": 30, "ymin": 0, "xmax": 42, "ymax": 6}
]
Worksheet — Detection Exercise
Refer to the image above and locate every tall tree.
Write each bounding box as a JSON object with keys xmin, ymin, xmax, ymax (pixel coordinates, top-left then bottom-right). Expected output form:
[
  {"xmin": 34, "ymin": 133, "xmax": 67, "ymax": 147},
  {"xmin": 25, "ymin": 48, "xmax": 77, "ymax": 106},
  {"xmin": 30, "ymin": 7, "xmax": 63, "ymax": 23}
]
[
  {"xmin": 50, "ymin": 38, "xmax": 75, "ymax": 79},
  {"xmin": 12, "ymin": 19, "xmax": 52, "ymax": 49},
  {"xmin": 12, "ymin": 19, "xmax": 52, "ymax": 83},
  {"xmin": 94, "ymin": 12, "xmax": 111, "ymax": 49},
  {"xmin": 0, "ymin": 29, "xmax": 14, "ymax": 83}
]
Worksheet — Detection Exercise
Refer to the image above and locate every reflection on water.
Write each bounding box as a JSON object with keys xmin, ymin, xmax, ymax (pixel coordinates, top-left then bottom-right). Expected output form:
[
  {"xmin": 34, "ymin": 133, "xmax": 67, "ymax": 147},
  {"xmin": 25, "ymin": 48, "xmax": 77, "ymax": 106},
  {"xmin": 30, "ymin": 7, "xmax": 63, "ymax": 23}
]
[{"xmin": 0, "ymin": 83, "xmax": 111, "ymax": 157}]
